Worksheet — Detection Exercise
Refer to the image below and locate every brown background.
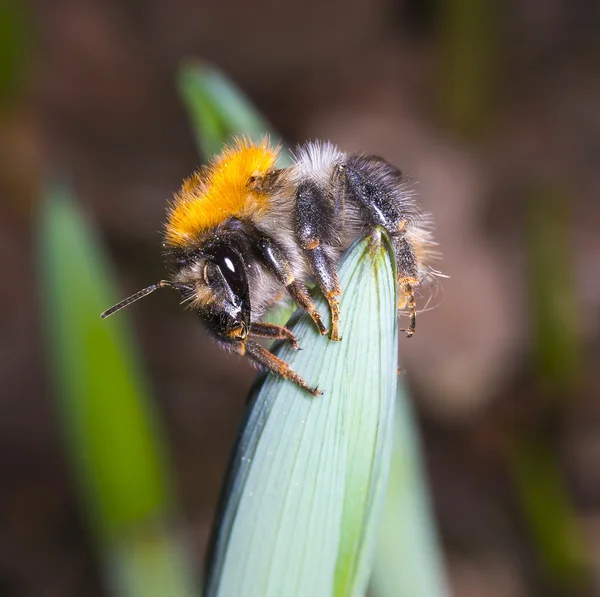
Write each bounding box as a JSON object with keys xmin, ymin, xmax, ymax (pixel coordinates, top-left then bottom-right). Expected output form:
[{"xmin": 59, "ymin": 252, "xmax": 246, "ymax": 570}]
[{"xmin": 1, "ymin": 1, "xmax": 599, "ymax": 595}]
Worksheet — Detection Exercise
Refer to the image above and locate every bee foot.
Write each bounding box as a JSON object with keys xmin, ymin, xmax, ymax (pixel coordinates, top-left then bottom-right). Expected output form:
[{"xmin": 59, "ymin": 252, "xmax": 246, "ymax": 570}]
[
  {"xmin": 329, "ymin": 328, "xmax": 342, "ymax": 342},
  {"xmin": 312, "ymin": 315, "xmax": 328, "ymax": 336}
]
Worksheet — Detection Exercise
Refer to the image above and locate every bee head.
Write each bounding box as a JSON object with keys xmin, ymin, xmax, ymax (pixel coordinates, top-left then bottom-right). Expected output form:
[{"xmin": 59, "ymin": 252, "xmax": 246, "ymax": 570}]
[
  {"xmin": 196, "ymin": 242, "xmax": 251, "ymax": 343},
  {"xmin": 101, "ymin": 240, "xmax": 251, "ymax": 345}
]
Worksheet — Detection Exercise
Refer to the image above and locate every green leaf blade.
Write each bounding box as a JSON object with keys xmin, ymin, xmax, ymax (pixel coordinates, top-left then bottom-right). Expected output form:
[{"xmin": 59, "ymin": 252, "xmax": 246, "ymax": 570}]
[
  {"xmin": 39, "ymin": 186, "xmax": 170, "ymax": 536},
  {"xmin": 205, "ymin": 230, "xmax": 397, "ymax": 597},
  {"xmin": 178, "ymin": 61, "xmax": 290, "ymax": 165},
  {"xmin": 38, "ymin": 185, "xmax": 198, "ymax": 597},
  {"xmin": 371, "ymin": 378, "xmax": 450, "ymax": 597}
]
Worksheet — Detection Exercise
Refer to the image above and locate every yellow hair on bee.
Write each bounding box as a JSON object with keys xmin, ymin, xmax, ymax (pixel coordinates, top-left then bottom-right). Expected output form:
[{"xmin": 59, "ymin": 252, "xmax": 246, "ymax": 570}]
[{"xmin": 165, "ymin": 137, "xmax": 279, "ymax": 246}]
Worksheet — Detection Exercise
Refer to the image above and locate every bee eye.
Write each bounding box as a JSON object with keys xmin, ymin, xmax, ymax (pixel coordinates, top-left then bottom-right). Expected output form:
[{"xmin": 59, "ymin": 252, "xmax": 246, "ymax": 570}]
[{"xmin": 212, "ymin": 245, "xmax": 248, "ymax": 297}]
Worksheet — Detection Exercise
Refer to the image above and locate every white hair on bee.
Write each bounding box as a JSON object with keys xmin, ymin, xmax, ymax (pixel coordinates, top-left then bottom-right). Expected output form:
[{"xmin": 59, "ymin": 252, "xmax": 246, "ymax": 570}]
[
  {"xmin": 407, "ymin": 218, "xmax": 441, "ymax": 274},
  {"xmin": 289, "ymin": 140, "xmax": 346, "ymax": 187},
  {"xmin": 405, "ymin": 211, "xmax": 447, "ymax": 318},
  {"xmin": 410, "ymin": 264, "xmax": 449, "ymax": 323}
]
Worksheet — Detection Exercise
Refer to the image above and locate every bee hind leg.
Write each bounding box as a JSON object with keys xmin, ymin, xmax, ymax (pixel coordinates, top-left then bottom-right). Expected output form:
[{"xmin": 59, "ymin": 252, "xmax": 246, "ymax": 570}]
[
  {"xmin": 394, "ymin": 236, "xmax": 419, "ymax": 338},
  {"xmin": 340, "ymin": 158, "xmax": 421, "ymax": 338},
  {"xmin": 399, "ymin": 282, "xmax": 417, "ymax": 337},
  {"xmin": 241, "ymin": 341, "xmax": 321, "ymax": 396}
]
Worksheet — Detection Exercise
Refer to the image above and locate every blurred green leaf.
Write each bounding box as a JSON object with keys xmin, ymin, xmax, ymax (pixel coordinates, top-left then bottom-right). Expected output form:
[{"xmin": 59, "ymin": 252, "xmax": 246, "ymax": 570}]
[
  {"xmin": 509, "ymin": 433, "xmax": 587, "ymax": 590},
  {"xmin": 205, "ymin": 230, "xmax": 397, "ymax": 597},
  {"xmin": 527, "ymin": 186, "xmax": 582, "ymax": 396},
  {"xmin": 505, "ymin": 183, "xmax": 588, "ymax": 592},
  {"xmin": 0, "ymin": 0, "xmax": 29, "ymax": 105},
  {"xmin": 371, "ymin": 377, "xmax": 450, "ymax": 597},
  {"xmin": 109, "ymin": 529, "xmax": 198, "ymax": 597},
  {"xmin": 178, "ymin": 60, "xmax": 290, "ymax": 165},
  {"xmin": 437, "ymin": 0, "xmax": 496, "ymax": 138},
  {"xmin": 38, "ymin": 185, "xmax": 197, "ymax": 597}
]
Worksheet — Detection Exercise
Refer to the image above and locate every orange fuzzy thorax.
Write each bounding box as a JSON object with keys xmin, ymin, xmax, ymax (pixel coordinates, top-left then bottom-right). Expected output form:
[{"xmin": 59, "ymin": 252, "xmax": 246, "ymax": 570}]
[{"xmin": 164, "ymin": 137, "xmax": 279, "ymax": 246}]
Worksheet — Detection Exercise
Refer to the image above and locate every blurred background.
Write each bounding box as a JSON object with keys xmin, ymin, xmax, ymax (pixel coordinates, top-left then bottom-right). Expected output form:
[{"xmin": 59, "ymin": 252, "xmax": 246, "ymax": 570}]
[{"xmin": 1, "ymin": 0, "xmax": 599, "ymax": 595}]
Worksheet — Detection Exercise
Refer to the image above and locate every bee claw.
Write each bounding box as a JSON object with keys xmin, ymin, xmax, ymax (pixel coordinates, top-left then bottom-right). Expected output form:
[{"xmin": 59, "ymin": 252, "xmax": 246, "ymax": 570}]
[
  {"xmin": 315, "ymin": 320, "xmax": 328, "ymax": 335},
  {"xmin": 284, "ymin": 330, "xmax": 301, "ymax": 350},
  {"xmin": 400, "ymin": 327, "xmax": 415, "ymax": 338}
]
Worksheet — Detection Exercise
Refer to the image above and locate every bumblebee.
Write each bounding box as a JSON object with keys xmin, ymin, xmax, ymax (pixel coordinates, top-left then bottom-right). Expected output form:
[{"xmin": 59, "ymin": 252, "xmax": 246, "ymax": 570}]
[{"xmin": 101, "ymin": 137, "xmax": 437, "ymax": 395}]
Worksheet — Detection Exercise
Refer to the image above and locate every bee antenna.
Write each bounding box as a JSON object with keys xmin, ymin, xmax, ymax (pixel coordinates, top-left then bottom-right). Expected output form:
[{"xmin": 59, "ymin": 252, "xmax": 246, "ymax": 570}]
[{"xmin": 100, "ymin": 280, "xmax": 178, "ymax": 319}]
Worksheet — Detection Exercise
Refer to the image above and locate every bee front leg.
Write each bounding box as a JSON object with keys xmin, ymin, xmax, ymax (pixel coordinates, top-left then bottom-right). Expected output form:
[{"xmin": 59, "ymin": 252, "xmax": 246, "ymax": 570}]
[
  {"xmin": 240, "ymin": 341, "xmax": 321, "ymax": 396},
  {"xmin": 256, "ymin": 237, "xmax": 328, "ymax": 336},
  {"xmin": 249, "ymin": 321, "xmax": 301, "ymax": 350}
]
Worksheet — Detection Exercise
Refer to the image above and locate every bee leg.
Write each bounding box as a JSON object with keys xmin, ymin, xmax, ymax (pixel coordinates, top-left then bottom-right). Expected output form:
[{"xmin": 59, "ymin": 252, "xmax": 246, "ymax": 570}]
[
  {"xmin": 256, "ymin": 237, "xmax": 328, "ymax": 336},
  {"xmin": 304, "ymin": 244, "xmax": 342, "ymax": 341},
  {"xmin": 399, "ymin": 282, "xmax": 417, "ymax": 337},
  {"xmin": 341, "ymin": 159, "xmax": 421, "ymax": 338},
  {"xmin": 242, "ymin": 340, "xmax": 321, "ymax": 396},
  {"xmin": 295, "ymin": 182, "xmax": 343, "ymax": 341},
  {"xmin": 286, "ymin": 282, "xmax": 329, "ymax": 336},
  {"xmin": 249, "ymin": 322, "xmax": 301, "ymax": 350},
  {"xmin": 394, "ymin": 236, "xmax": 419, "ymax": 338}
]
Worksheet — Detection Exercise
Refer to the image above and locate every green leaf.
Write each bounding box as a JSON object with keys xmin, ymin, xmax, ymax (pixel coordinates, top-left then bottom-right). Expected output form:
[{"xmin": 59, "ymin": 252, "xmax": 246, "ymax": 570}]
[
  {"xmin": 0, "ymin": 0, "xmax": 29, "ymax": 105},
  {"xmin": 38, "ymin": 185, "xmax": 197, "ymax": 597},
  {"xmin": 371, "ymin": 379, "xmax": 450, "ymax": 597},
  {"xmin": 178, "ymin": 60, "xmax": 290, "ymax": 165},
  {"xmin": 205, "ymin": 229, "xmax": 397, "ymax": 597},
  {"xmin": 526, "ymin": 185, "xmax": 582, "ymax": 397},
  {"xmin": 503, "ymin": 184, "xmax": 588, "ymax": 591},
  {"xmin": 509, "ymin": 433, "xmax": 587, "ymax": 589},
  {"xmin": 437, "ymin": 0, "xmax": 496, "ymax": 138}
]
